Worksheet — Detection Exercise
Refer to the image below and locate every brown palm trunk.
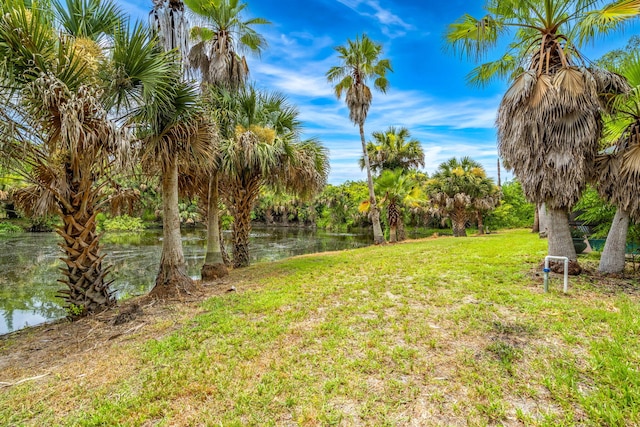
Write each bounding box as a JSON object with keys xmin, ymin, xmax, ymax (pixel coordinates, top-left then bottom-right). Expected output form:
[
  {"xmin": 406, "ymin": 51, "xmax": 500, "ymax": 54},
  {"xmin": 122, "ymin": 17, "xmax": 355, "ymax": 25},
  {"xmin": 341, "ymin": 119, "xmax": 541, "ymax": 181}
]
[
  {"xmin": 532, "ymin": 204, "xmax": 540, "ymax": 233},
  {"xmin": 388, "ymin": 201, "xmax": 399, "ymax": 243},
  {"xmin": 538, "ymin": 203, "xmax": 549, "ymax": 238},
  {"xmin": 451, "ymin": 209, "xmax": 467, "ymax": 237},
  {"xmin": 397, "ymin": 217, "xmax": 406, "ymax": 242},
  {"xmin": 477, "ymin": 211, "xmax": 484, "ymax": 234},
  {"xmin": 359, "ymin": 123, "xmax": 385, "ymax": 245},
  {"xmin": 202, "ymin": 172, "xmax": 228, "ymax": 281},
  {"xmin": 229, "ymin": 179, "xmax": 260, "ymax": 268},
  {"xmin": 599, "ymin": 208, "xmax": 629, "ymax": 274},
  {"xmin": 232, "ymin": 198, "xmax": 252, "ymax": 268},
  {"xmin": 151, "ymin": 159, "xmax": 194, "ymax": 297},
  {"xmin": 547, "ymin": 207, "xmax": 580, "ymax": 274},
  {"xmin": 57, "ymin": 204, "xmax": 115, "ymax": 319}
]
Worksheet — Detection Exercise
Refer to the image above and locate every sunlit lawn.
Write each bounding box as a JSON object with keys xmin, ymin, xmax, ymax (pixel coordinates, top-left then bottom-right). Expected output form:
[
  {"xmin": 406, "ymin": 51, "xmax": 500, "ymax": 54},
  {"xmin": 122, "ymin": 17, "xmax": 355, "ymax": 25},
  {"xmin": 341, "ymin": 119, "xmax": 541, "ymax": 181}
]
[{"xmin": 1, "ymin": 229, "xmax": 639, "ymax": 426}]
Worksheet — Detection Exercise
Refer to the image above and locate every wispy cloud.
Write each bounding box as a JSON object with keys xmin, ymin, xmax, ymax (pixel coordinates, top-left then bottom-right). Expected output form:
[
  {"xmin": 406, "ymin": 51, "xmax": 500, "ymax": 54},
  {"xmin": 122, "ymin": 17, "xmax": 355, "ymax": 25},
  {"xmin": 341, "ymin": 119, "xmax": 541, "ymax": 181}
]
[{"xmin": 335, "ymin": 0, "xmax": 413, "ymax": 37}]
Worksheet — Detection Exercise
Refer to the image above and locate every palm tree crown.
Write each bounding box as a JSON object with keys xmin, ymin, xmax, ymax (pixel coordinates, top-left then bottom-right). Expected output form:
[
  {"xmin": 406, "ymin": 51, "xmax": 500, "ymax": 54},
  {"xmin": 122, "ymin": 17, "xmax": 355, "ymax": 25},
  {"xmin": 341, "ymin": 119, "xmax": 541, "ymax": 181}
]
[
  {"xmin": 326, "ymin": 34, "xmax": 392, "ymax": 126},
  {"xmin": 361, "ymin": 126, "xmax": 425, "ymax": 174},
  {"xmin": 427, "ymin": 157, "xmax": 499, "ymax": 237},
  {"xmin": 447, "ymin": 0, "xmax": 634, "ymax": 209},
  {"xmin": 185, "ymin": 0, "xmax": 269, "ymax": 88},
  {"xmin": 595, "ymin": 52, "xmax": 640, "ymax": 219}
]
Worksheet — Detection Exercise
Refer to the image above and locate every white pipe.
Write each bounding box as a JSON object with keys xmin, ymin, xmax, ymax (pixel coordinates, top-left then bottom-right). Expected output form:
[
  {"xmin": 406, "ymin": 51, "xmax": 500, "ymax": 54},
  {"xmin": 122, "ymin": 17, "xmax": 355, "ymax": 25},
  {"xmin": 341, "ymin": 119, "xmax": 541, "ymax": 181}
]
[{"xmin": 543, "ymin": 256, "xmax": 569, "ymax": 293}]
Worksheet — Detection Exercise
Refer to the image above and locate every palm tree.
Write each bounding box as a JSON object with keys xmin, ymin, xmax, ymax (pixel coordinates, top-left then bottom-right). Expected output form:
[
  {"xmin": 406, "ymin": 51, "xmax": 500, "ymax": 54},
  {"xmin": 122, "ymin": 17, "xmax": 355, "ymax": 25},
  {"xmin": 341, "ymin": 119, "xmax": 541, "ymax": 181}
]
[
  {"xmin": 215, "ymin": 87, "xmax": 329, "ymax": 267},
  {"xmin": 183, "ymin": 0, "xmax": 269, "ymax": 280},
  {"xmin": 132, "ymin": 74, "xmax": 216, "ymax": 295},
  {"xmin": 326, "ymin": 34, "xmax": 392, "ymax": 245},
  {"xmin": 374, "ymin": 169, "xmax": 422, "ymax": 242},
  {"xmin": 184, "ymin": 0, "xmax": 269, "ymax": 88},
  {"xmin": 0, "ymin": 0, "xmax": 149, "ymax": 317},
  {"xmin": 593, "ymin": 53, "xmax": 640, "ymax": 273},
  {"xmin": 360, "ymin": 126, "xmax": 425, "ymax": 174},
  {"xmin": 148, "ymin": 0, "xmax": 221, "ymax": 292},
  {"xmin": 446, "ymin": 0, "xmax": 636, "ymax": 265},
  {"xmin": 427, "ymin": 157, "xmax": 498, "ymax": 237}
]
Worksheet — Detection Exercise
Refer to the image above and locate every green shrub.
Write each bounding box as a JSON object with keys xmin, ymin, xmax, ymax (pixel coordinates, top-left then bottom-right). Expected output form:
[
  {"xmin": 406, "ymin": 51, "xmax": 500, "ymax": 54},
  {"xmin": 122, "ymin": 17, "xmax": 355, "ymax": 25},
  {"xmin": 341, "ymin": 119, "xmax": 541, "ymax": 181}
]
[
  {"xmin": 101, "ymin": 215, "xmax": 144, "ymax": 232},
  {"xmin": 0, "ymin": 221, "xmax": 23, "ymax": 233}
]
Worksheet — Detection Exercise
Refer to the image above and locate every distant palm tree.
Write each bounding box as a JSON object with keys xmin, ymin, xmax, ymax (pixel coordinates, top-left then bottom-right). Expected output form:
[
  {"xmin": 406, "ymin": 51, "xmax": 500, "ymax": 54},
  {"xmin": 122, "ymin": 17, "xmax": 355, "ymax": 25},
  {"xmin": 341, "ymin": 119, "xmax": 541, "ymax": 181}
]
[
  {"xmin": 446, "ymin": 0, "xmax": 636, "ymax": 265},
  {"xmin": 427, "ymin": 157, "xmax": 499, "ymax": 237},
  {"xmin": 214, "ymin": 87, "xmax": 329, "ymax": 267},
  {"xmin": 326, "ymin": 34, "xmax": 392, "ymax": 245},
  {"xmin": 593, "ymin": 53, "xmax": 640, "ymax": 273},
  {"xmin": 374, "ymin": 169, "xmax": 421, "ymax": 243},
  {"xmin": 360, "ymin": 126, "xmax": 425, "ymax": 175}
]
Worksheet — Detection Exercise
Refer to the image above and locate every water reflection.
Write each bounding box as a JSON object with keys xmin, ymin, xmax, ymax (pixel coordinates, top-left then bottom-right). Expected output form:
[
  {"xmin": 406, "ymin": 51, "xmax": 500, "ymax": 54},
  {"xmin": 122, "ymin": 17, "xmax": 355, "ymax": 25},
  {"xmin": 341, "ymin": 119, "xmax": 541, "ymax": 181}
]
[{"xmin": 0, "ymin": 227, "xmax": 371, "ymax": 334}]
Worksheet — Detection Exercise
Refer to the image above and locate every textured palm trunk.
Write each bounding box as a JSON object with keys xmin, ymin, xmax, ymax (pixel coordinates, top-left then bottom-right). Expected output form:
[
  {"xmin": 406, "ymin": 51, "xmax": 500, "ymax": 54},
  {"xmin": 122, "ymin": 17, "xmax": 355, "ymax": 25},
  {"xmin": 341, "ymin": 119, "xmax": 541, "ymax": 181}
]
[
  {"xmin": 532, "ymin": 204, "xmax": 540, "ymax": 233},
  {"xmin": 57, "ymin": 199, "xmax": 115, "ymax": 318},
  {"xmin": 451, "ymin": 209, "xmax": 467, "ymax": 237},
  {"xmin": 599, "ymin": 208, "xmax": 629, "ymax": 274},
  {"xmin": 359, "ymin": 123, "xmax": 385, "ymax": 244},
  {"xmin": 477, "ymin": 211, "xmax": 484, "ymax": 234},
  {"xmin": 388, "ymin": 201, "xmax": 400, "ymax": 243},
  {"xmin": 232, "ymin": 195, "xmax": 252, "ymax": 268},
  {"xmin": 151, "ymin": 160, "xmax": 194, "ymax": 297},
  {"xmin": 547, "ymin": 207, "xmax": 580, "ymax": 274},
  {"xmin": 538, "ymin": 204, "xmax": 549, "ymax": 238},
  {"xmin": 201, "ymin": 172, "xmax": 228, "ymax": 281},
  {"xmin": 229, "ymin": 179, "xmax": 260, "ymax": 268},
  {"xmin": 397, "ymin": 217, "xmax": 406, "ymax": 242}
]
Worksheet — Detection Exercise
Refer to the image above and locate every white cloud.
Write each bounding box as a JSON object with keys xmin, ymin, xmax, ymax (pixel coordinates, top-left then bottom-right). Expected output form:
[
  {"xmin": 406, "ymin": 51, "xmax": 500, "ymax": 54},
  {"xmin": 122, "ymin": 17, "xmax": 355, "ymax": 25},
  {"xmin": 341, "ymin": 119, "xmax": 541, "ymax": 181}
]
[
  {"xmin": 252, "ymin": 63, "xmax": 334, "ymax": 98},
  {"xmin": 335, "ymin": 0, "xmax": 413, "ymax": 37}
]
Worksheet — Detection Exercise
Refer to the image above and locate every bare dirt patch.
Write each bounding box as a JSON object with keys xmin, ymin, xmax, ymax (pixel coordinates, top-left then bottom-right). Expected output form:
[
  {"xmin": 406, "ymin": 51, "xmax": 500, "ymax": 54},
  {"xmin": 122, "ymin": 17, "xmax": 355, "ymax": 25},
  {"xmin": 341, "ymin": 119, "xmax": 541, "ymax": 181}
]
[{"xmin": 0, "ymin": 272, "xmax": 259, "ymax": 387}]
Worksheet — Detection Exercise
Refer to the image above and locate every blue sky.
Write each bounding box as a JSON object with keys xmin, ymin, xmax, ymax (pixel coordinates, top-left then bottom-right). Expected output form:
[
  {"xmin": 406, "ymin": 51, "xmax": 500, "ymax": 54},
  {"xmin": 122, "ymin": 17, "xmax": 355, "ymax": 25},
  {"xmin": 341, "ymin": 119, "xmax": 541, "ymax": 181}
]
[{"xmin": 123, "ymin": 0, "xmax": 636, "ymax": 185}]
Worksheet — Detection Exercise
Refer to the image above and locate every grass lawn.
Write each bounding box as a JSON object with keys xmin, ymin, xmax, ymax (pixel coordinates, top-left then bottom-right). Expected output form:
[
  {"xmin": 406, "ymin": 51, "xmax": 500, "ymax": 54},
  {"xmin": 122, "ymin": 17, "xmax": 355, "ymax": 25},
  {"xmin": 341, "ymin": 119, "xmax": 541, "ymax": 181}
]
[{"xmin": 1, "ymin": 229, "xmax": 639, "ymax": 426}]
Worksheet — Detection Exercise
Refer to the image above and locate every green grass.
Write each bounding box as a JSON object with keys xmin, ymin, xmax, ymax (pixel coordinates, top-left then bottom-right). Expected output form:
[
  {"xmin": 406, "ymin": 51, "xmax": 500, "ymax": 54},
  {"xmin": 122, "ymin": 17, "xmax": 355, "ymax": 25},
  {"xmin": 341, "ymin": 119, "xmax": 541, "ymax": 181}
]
[{"xmin": 1, "ymin": 230, "xmax": 640, "ymax": 426}]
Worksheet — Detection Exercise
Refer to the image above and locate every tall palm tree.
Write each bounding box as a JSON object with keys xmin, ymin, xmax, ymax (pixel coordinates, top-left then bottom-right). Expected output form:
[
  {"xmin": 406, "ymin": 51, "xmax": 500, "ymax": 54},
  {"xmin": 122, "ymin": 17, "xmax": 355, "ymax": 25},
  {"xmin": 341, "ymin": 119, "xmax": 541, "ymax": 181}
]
[
  {"xmin": 183, "ymin": 0, "xmax": 269, "ymax": 280},
  {"xmin": 374, "ymin": 169, "xmax": 422, "ymax": 243},
  {"xmin": 149, "ymin": 0, "xmax": 221, "ymax": 292},
  {"xmin": 360, "ymin": 126, "xmax": 425, "ymax": 174},
  {"xmin": 593, "ymin": 53, "xmax": 640, "ymax": 273},
  {"xmin": 133, "ymin": 77, "xmax": 216, "ymax": 295},
  {"xmin": 214, "ymin": 87, "xmax": 329, "ymax": 267},
  {"xmin": 446, "ymin": 0, "xmax": 636, "ymax": 265},
  {"xmin": 326, "ymin": 34, "xmax": 392, "ymax": 245},
  {"xmin": 427, "ymin": 157, "xmax": 498, "ymax": 237}
]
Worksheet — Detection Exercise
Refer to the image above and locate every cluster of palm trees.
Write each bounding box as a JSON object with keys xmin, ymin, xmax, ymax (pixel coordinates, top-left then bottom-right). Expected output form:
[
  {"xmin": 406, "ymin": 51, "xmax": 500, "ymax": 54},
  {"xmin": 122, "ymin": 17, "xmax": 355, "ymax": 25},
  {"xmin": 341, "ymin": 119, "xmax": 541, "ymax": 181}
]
[
  {"xmin": 355, "ymin": 125, "xmax": 500, "ymax": 241},
  {"xmin": 448, "ymin": 0, "xmax": 640, "ymax": 273},
  {"xmin": 0, "ymin": 0, "xmax": 329, "ymax": 316}
]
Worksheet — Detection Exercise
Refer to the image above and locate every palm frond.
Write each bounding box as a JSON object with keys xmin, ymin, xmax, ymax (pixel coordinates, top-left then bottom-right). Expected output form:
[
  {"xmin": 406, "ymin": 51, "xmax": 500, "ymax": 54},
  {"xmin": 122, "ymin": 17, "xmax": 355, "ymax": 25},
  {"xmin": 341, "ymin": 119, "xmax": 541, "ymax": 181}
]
[
  {"xmin": 577, "ymin": 0, "xmax": 640, "ymax": 45},
  {"xmin": 445, "ymin": 14, "xmax": 503, "ymax": 62}
]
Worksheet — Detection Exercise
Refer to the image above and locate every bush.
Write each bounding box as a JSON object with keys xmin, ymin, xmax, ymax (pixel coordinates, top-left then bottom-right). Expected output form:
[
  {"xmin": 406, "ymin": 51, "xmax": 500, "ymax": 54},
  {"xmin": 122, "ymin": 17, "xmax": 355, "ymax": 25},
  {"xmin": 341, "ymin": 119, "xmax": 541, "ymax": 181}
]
[
  {"xmin": 0, "ymin": 221, "xmax": 23, "ymax": 233},
  {"xmin": 101, "ymin": 215, "xmax": 145, "ymax": 232},
  {"xmin": 485, "ymin": 180, "xmax": 535, "ymax": 229}
]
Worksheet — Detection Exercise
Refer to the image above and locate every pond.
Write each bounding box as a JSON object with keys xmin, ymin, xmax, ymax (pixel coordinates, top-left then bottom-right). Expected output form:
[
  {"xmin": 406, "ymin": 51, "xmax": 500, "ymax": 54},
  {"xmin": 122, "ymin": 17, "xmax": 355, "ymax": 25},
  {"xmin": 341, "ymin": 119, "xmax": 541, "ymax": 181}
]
[{"xmin": 0, "ymin": 227, "xmax": 372, "ymax": 335}]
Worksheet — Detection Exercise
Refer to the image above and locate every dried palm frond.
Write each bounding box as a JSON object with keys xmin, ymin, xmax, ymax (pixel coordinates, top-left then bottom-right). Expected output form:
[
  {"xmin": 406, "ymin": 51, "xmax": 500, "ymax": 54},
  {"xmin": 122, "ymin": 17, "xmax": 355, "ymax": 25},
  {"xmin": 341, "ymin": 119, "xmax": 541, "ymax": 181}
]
[
  {"xmin": 497, "ymin": 65, "xmax": 605, "ymax": 209},
  {"xmin": 346, "ymin": 83, "xmax": 372, "ymax": 126}
]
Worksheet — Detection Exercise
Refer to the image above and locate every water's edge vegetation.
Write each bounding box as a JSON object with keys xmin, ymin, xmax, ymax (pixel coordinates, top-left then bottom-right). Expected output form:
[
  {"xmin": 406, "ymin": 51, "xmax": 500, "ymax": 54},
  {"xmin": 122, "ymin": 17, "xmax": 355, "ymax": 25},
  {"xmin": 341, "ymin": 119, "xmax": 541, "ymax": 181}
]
[{"xmin": 1, "ymin": 230, "xmax": 638, "ymax": 426}]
